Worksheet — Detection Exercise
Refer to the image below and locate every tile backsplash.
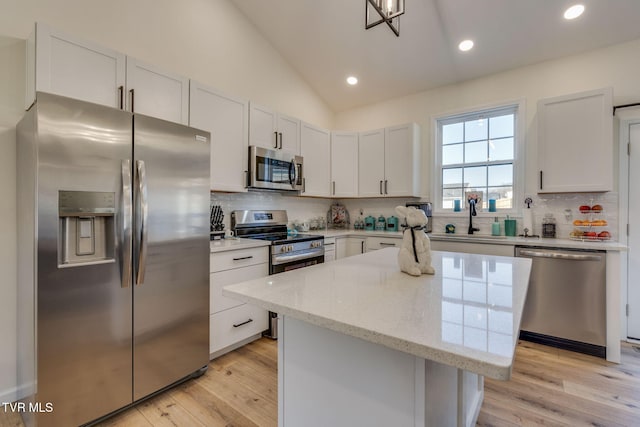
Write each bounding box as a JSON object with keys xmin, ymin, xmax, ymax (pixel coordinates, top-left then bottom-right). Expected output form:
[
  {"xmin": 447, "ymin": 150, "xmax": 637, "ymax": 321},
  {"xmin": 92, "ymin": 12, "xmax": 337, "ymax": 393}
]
[
  {"xmin": 211, "ymin": 191, "xmax": 333, "ymax": 231},
  {"xmin": 432, "ymin": 193, "xmax": 619, "ymax": 241},
  {"xmin": 212, "ymin": 192, "xmax": 619, "ymax": 241}
]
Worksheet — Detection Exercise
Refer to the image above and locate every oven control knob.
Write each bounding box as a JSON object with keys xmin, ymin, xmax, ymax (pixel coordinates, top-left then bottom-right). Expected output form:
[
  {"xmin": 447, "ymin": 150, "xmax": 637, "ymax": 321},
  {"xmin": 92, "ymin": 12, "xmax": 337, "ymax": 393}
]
[
  {"xmin": 289, "ymin": 245, "xmax": 293, "ymax": 252},
  {"xmin": 281, "ymin": 246, "xmax": 287, "ymax": 253}
]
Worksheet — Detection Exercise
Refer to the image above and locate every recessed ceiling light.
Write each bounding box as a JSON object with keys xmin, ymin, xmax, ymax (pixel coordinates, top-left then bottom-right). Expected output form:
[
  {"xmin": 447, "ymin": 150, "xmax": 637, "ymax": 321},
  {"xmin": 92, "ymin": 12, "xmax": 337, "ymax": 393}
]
[
  {"xmin": 458, "ymin": 40, "xmax": 474, "ymax": 52},
  {"xmin": 564, "ymin": 4, "xmax": 584, "ymax": 20},
  {"xmin": 346, "ymin": 76, "xmax": 358, "ymax": 85}
]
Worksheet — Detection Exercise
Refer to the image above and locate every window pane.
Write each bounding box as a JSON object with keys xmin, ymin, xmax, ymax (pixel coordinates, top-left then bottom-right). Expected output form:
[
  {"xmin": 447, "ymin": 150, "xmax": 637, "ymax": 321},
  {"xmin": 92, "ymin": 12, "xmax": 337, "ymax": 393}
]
[
  {"xmin": 489, "ymin": 114, "xmax": 514, "ymax": 139},
  {"xmin": 487, "ymin": 186, "xmax": 513, "ymax": 209},
  {"xmin": 488, "ymin": 164, "xmax": 513, "ymax": 186},
  {"xmin": 442, "ymin": 188, "xmax": 463, "ymax": 209},
  {"xmin": 463, "ymin": 166, "xmax": 487, "ymax": 187},
  {"xmin": 489, "ymin": 138, "xmax": 514, "ymax": 161},
  {"xmin": 443, "ymin": 168, "xmax": 462, "ymax": 186},
  {"xmin": 442, "ymin": 144, "xmax": 463, "ymax": 165},
  {"xmin": 465, "ymin": 141, "xmax": 487, "ymax": 163},
  {"xmin": 465, "ymin": 118, "xmax": 487, "ymax": 142},
  {"xmin": 443, "ymin": 123, "xmax": 463, "ymax": 145}
]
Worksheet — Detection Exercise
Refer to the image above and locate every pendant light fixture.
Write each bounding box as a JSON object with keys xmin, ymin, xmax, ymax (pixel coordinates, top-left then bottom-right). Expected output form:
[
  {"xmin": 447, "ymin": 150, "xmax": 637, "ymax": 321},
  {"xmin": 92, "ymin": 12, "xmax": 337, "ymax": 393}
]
[{"xmin": 365, "ymin": 0, "xmax": 405, "ymax": 37}]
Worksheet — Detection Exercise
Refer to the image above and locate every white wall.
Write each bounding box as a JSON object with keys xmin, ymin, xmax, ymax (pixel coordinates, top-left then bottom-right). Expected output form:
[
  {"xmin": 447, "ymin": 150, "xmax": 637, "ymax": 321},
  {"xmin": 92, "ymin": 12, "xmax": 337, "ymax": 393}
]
[
  {"xmin": 334, "ymin": 38, "xmax": 640, "ymax": 207},
  {"xmin": 0, "ymin": 0, "xmax": 334, "ymax": 128},
  {"xmin": 0, "ymin": 0, "xmax": 335, "ymax": 402},
  {"xmin": 0, "ymin": 36, "xmax": 24, "ymax": 403}
]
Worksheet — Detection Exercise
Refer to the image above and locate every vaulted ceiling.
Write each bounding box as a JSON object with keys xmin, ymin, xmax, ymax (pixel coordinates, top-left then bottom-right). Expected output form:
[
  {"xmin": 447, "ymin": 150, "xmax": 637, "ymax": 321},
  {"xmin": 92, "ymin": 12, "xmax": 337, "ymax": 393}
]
[{"xmin": 232, "ymin": 0, "xmax": 640, "ymax": 112}]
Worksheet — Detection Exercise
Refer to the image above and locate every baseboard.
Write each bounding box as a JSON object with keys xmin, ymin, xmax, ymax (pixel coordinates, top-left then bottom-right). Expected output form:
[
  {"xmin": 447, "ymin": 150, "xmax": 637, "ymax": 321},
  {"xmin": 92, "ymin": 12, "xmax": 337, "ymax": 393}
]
[{"xmin": 0, "ymin": 385, "xmax": 19, "ymax": 404}]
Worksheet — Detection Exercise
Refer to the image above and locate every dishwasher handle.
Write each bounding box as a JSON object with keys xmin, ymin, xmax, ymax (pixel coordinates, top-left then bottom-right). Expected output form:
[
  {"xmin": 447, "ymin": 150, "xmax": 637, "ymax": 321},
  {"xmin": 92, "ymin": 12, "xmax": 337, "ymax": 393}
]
[{"xmin": 517, "ymin": 249, "xmax": 602, "ymax": 262}]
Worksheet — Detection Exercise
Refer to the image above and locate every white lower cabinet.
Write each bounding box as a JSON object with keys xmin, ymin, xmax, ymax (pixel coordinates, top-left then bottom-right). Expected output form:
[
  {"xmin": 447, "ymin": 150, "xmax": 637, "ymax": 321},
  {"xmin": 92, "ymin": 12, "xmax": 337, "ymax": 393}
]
[
  {"xmin": 324, "ymin": 237, "xmax": 336, "ymax": 262},
  {"xmin": 365, "ymin": 236, "xmax": 401, "ymax": 252},
  {"xmin": 210, "ymin": 246, "xmax": 269, "ymax": 358},
  {"xmin": 336, "ymin": 237, "xmax": 365, "ymax": 259},
  {"xmin": 429, "ymin": 240, "xmax": 515, "ymax": 257},
  {"xmin": 210, "ymin": 304, "xmax": 268, "ymax": 356}
]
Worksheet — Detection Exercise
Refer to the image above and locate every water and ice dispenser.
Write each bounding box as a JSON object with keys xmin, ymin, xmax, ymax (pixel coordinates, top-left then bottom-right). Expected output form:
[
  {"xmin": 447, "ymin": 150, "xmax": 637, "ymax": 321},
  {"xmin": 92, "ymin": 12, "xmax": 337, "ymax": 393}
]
[{"xmin": 58, "ymin": 190, "xmax": 116, "ymax": 266}]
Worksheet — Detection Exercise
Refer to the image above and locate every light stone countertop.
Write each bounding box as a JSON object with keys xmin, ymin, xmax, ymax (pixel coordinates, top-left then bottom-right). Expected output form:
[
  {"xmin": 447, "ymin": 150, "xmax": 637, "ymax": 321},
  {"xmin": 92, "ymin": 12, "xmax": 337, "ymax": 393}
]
[
  {"xmin": 320, "ymin": 229, "xmax": 626, "ymax": 251},
  {"xmin": 223, "ymin": 247, "xmax": 532, "ymax": 380},
  {"xmin": 210, "ymin": 237, "xmax": 271, "ymax": 253}
]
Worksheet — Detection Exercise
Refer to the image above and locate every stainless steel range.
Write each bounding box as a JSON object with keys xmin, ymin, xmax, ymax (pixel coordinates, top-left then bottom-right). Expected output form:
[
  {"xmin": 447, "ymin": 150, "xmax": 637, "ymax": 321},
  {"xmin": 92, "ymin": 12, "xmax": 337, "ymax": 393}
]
[{"xmin": 231, "ymin": 210, "xmax": 324, "ymax": 338}]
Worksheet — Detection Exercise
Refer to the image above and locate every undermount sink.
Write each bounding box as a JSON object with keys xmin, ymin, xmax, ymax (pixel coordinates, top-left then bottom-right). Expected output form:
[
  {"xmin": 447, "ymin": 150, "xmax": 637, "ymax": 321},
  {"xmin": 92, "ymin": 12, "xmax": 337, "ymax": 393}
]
[{"xmin": 429, "ymin": 233, "xmax": 508, "ymax": 240}]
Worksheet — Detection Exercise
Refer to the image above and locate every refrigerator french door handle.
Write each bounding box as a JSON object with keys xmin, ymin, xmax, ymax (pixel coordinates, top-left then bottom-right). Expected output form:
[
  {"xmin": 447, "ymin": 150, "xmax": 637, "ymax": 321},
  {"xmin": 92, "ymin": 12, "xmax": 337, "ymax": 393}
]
[
  {"xmin": 135, "ymin": 160, "xmax": 149, "ymax": 285},
  {"xmin": 121, "ymin": 160, "xmax": 133, "ymax": 288}
]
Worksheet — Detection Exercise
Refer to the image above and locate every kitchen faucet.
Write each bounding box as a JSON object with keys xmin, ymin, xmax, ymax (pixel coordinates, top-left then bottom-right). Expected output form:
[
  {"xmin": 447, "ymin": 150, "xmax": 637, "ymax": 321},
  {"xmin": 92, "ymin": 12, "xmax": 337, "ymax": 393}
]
[{"xmin": 468, "ymin": 198, "xmax": 480, "ymax": 235}]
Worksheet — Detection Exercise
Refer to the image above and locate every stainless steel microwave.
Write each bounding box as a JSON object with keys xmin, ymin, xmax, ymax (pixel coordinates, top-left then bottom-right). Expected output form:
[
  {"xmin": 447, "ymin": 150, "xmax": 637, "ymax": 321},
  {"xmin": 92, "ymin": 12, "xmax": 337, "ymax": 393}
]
[{"xmin": 248, "ymin": 146, "xmax": 304, "ymax": 191}]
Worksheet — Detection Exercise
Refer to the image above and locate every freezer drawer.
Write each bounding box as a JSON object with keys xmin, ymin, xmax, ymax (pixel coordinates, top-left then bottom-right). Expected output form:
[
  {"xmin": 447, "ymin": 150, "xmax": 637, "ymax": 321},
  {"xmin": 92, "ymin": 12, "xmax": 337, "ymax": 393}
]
[{"xmin": 516, "ymin": 246, "xmax": 606, "ymax": 357}]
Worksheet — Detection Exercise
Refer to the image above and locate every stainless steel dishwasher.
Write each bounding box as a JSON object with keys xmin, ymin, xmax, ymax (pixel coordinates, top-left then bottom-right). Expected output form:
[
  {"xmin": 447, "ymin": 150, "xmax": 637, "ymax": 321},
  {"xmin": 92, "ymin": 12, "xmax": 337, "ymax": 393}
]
[{"xmin": 515, "ymin": 246, "xmax": 606, "ymax": 358}]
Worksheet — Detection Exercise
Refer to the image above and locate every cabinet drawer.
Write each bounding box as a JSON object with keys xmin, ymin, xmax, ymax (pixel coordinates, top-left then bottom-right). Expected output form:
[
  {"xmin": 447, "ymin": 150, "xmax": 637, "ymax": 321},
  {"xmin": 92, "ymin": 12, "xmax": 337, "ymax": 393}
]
[
  {"xmin": 210, "ymin": 263, "xmax": 268, "ymax": 314},
  {"xmin": 210, "ymin": 246, "xmax": 269, "ymax": 272},
  {"xmin": 210, "ymin": 304, "xmax": 268, "ymax": 354},
  {"xmin": 366, "ymin": 236, "xmax": 401, "ymax": 252}
]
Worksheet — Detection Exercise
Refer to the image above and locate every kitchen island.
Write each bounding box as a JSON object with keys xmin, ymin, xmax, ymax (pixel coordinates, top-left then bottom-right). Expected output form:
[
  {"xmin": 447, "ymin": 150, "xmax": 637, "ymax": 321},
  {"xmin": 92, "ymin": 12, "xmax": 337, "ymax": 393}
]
[{"xmin": 223, "ymin": 248, "xmax": 532, "ymax": 427}]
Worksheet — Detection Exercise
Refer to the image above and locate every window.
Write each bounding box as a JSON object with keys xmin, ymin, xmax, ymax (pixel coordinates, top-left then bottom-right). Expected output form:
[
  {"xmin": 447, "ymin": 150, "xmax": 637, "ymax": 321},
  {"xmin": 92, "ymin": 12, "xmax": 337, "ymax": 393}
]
[{"xmin": 435, "ymin": 103, "xmax": 523, "ymax": 213}]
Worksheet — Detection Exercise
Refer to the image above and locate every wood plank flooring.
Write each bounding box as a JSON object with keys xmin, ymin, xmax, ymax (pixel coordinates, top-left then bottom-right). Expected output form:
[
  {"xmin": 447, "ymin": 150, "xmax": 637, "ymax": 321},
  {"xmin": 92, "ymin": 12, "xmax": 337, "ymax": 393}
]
[{"xmin": 2, "ymin": 339, "xmax": 640, "ymax": 426}]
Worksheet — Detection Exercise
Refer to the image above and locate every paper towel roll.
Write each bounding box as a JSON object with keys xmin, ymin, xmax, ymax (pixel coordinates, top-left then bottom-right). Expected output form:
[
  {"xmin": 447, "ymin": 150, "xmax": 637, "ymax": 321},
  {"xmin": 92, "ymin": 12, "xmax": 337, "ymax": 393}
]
[{"xmin": 523, "ymin": 209, "xmax": 533, "ymax": 233}]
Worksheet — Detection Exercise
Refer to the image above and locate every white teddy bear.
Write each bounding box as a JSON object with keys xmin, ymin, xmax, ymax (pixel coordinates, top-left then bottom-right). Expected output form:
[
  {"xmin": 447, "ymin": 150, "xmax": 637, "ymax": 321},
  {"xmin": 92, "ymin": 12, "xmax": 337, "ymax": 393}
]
[{"xmin": 395, "ymin": 206, "xmax": 435, "ymax": 277}]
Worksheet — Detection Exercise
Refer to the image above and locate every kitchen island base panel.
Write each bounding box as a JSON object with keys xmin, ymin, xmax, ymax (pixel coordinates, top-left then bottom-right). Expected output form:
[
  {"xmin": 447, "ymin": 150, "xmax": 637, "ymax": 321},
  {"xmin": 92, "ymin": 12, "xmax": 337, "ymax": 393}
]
[{"xmin": 278, "ymin": 316, "xmax": 483, "ymax": 427}]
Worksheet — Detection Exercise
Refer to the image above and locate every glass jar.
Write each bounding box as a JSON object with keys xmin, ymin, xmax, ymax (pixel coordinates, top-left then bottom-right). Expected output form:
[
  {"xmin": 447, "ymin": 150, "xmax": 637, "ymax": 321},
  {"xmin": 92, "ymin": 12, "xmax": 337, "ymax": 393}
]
[{"xmin": 542, "ymin": 213, "xmax": 556, "ymax": 238}]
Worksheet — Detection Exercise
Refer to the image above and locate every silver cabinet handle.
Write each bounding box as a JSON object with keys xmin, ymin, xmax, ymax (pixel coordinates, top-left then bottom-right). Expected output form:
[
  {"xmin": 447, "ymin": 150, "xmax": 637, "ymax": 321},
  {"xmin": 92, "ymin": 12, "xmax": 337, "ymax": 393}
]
[
  {"xmin": 324, "ymin": 242, "xmax": 335, "ymax": 246},
  {"xmin": 135, "ymin": 160, "xmax": 148, "ymax": 285},
  {"xmin": 118, "ymin": 85, "xmax": 124, "ymax": 110},
  {"xmin": 279, "ymin": 132, "xmax": 283, "ymax": 149},
  {"xmin": 129, "ymin": 88, "xmax": 135, "ymax": 113},
  {"xmin": 539, "ymin": 171, "xmax": 543, "ymax": 190},
  {"xmin": 232, "ymin": 255, "xmax": 254, "ymax": 261},
  {"xmin": 380, "ymin": 242, "xmax": 396, "ymax": 246},
  {"xmin": 333, "ymin": 181, "xmax": 336, "ymax": 195},
  {"xmin": 379, "ymin": 180, "xmax": 383, "ymax": 195},
  {"xmin": 384, "ymin": 180, "xmax": 388, "ymax": 194},
  {"xmin": 518, "ymin": 249, "xmax": 602, "ymax": 261},
  {"xmin": 302, "ymin": 177, "xmax": 306, "ymax": 193},
  {"xmin": 273, "ymin": 131, "xmax": 278, "ymax": 149},
  {"xmin": 121, "ymin": 160, "xmax": 132, "ymax": 288},
  {"xmin": 233, "ymin": 318, "xmax": 253, "ymax": 328},
  {"xmin": 361, "ymin": 240, "xmax": 365, "ymax": 253}
]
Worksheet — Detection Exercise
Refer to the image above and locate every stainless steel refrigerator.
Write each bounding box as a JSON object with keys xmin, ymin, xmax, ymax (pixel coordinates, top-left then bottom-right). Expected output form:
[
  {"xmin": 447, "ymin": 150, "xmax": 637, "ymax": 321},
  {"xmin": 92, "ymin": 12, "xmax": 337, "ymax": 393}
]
[{"xmin": 17, "ymin": 92, "xmax": 210, "ymax": 427}]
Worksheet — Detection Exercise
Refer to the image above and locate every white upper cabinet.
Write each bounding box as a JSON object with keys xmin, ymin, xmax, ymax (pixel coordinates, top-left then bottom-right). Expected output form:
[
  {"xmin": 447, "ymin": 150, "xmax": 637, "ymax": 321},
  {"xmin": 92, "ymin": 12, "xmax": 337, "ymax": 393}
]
[
  {"xmin": 190, "ymin": 82, "xmax": 249, "ymax": 192},
  {"xmin": 537, "ymin": 88, "xmax": 613, "ymax": 193},
  {"xmin": 300, "ymin": 121, "xmax": 330, "ymax": 197},
  {"xmin": 358, "ymin": 129, "xmax": 386, "ymax": 197},
  {"xmin": 125, "ymin": 58, "xmax": 189, "ymax": 125},
  {"xmin": 28, "ymin": 22, "xmax": 125, "ymax": 109},
  {"xmin": 358, "ymin": 124, "xmax": 419, "ymax": 197},
  {"xmin": 384, "ymin": 123, "xmax": 420, "ymax": 197},
  {"xmin": 27, "ymin": 22, "xmax": 190, "ymax": 125},
  {"xmin": 249, "ymin": 102, "xmax": 300, "ymax": 154},
  {"xmin": 277, "ymin": 113, "xmax": 301, "ymax": 154},
  {"xmin": 331, "ymin": 131, "xmax": 359, "ymax": 197}
]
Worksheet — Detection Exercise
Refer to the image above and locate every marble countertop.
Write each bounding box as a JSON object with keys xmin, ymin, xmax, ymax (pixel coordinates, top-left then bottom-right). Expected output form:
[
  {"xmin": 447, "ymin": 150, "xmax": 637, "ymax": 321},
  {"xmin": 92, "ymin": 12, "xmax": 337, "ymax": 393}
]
[
  {"xmin": 210, "ymin": 237, "xmax": 271, "ymax": 253},
  {"xmin": 320, "ymin": 229, "xmax": 625, "ymax": 251},
  {"xmin": 223, "ymin": 247, "xmax": 532, "ymax": 380}
]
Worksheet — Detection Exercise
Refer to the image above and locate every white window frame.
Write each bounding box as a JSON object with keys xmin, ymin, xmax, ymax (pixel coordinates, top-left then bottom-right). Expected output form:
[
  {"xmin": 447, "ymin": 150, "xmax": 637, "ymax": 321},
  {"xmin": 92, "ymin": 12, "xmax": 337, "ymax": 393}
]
[{"xmin": 431, "ymin": 99, "xmax": 526, "ymax": 216}]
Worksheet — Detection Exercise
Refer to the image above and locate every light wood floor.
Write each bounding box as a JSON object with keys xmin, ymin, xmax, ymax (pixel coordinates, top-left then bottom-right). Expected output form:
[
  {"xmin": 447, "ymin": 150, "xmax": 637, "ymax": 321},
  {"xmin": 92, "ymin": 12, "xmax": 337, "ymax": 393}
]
[{"xmin": 2, "ymin": 339, "xmax": 640, "ymax": 426}]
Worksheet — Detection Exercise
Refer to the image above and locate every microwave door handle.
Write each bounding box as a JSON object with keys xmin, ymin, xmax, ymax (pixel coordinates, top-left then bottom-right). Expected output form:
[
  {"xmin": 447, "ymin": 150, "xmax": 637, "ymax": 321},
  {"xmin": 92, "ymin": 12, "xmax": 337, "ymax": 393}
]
[{"xmin": 289, "ymin": 160, "xmax": 296, "ymax": 186}]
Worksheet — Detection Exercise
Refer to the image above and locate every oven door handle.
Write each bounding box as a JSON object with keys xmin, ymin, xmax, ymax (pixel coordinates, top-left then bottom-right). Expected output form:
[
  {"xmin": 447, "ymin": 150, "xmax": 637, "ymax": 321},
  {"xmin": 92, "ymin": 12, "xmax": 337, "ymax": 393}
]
[{"xmin": 272, "ymin": 248, "xmax": 324, "ymax": 265}]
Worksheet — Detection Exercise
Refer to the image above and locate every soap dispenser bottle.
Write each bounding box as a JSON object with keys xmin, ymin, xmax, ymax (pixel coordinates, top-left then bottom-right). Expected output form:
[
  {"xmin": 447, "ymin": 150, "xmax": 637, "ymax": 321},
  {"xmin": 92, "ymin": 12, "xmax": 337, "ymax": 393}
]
[{"xmin": 491, "ymin": 217, "xmax": 501, "ymax": 236}]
